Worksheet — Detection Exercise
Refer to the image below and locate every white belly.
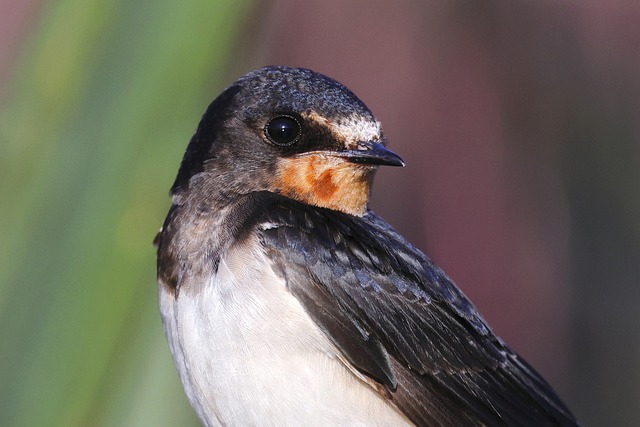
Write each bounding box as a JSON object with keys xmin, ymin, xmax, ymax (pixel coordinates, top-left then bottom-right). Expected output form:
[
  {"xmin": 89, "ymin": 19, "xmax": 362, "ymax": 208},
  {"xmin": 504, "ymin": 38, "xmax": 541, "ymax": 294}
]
[{"xmin": 159, "ymin": 238, "xmax": 410, "ymax": 427}]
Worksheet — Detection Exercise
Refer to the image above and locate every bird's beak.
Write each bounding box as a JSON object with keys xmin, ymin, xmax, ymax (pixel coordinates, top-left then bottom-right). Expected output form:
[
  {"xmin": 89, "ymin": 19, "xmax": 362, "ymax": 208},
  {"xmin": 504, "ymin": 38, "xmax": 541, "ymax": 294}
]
[{"xmin": 335, "ymin": 141, "xmax": 405, "ymax": 167}]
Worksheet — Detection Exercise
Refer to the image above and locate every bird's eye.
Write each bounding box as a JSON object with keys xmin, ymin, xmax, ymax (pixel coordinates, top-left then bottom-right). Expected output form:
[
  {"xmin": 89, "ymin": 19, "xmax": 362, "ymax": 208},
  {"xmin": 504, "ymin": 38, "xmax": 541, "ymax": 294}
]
[{"xmin": 265, "ymin": 115, "xmax": 301, "ymax": 145}]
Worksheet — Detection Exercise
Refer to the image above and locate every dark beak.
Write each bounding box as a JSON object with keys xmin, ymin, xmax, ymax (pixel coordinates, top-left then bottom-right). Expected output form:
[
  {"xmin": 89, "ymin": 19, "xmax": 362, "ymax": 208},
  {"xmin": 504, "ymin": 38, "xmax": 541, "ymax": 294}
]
[{"xmin": 337, "ymin": 141, "xmax": 405, "ymax": 167}]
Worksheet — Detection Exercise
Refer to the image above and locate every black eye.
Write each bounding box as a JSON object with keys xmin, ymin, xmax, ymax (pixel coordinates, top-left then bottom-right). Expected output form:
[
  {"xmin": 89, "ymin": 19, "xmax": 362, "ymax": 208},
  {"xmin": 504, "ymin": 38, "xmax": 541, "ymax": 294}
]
[{"xmin": 265, "ymin": 115, "xmax": 301, "ymax": 145}]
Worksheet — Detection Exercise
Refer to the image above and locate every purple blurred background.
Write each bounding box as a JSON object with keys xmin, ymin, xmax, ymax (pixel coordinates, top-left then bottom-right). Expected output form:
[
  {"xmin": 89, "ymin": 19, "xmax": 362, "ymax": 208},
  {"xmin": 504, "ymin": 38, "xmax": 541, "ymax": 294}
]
[{"xmin": 245, "ymin": 2, "xmax": 640, "ymax": 424}]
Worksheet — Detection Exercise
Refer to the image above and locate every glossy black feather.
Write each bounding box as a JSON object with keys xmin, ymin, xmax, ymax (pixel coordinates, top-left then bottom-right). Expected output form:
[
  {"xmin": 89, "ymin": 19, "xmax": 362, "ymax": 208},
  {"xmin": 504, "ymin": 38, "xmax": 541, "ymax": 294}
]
[{"xmin": 253, "ymin": 193, "xmax": 578, "ymax": 427}]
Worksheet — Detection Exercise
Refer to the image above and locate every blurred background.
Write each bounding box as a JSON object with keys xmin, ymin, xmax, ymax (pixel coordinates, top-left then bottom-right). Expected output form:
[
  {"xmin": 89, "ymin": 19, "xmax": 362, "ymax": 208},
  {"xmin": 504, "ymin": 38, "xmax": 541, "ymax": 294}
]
[{"xmin": 1, "ymin": 0, "xmax": 638, "ymax": 425}]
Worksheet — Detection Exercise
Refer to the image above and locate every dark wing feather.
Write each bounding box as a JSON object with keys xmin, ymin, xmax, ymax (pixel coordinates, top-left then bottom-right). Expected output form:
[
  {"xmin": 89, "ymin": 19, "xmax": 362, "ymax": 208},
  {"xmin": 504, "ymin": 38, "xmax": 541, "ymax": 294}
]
[{"xmin": 256, "ymin": 195, "xmax": 578, "ymax": 427}]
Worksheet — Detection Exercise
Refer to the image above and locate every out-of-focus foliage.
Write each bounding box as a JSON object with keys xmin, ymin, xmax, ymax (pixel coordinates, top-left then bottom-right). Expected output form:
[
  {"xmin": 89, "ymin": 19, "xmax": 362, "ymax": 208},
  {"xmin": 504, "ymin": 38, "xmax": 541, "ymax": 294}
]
[{"xmin": 0, "ymin": 1, "xmax": 254, "ymax": 425}]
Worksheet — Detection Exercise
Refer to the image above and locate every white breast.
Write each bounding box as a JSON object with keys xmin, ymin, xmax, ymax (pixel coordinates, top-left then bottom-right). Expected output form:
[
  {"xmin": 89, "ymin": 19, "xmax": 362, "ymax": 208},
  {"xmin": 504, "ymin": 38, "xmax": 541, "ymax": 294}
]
[{"xmin": 159, "ymin": 236, "xmax": 410, "ymax": 427}]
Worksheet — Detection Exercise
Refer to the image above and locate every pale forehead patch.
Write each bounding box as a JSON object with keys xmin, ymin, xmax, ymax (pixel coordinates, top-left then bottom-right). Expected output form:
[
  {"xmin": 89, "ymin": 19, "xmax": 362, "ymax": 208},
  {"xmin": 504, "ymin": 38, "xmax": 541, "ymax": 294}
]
[{"xmin": 303, "ymin": 111, "xmax": 382, "ymax": 149}]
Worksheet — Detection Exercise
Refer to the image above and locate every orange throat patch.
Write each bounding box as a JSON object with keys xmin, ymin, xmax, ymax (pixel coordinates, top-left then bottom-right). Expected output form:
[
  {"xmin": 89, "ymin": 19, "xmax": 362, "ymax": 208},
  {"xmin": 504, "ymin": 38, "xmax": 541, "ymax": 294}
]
[{"xmin": 273, "ymin": 154, "xmax": 374, "ymax": 216}]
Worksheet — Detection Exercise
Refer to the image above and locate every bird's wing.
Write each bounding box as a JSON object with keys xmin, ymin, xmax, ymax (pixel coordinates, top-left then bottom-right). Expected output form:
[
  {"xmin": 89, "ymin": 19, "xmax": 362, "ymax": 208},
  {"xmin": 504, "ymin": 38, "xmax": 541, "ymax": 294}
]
[{"xmin": 255, "ymin": 195, "xmax": 578, "ymax": 427}]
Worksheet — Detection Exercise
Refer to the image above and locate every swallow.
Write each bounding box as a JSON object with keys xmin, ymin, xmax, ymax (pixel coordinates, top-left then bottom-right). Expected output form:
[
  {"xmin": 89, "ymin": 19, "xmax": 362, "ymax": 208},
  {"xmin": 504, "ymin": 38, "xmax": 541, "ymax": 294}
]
[{"xmin": 156, "ymin": 66, "xmax": 579, "ymax": 426}]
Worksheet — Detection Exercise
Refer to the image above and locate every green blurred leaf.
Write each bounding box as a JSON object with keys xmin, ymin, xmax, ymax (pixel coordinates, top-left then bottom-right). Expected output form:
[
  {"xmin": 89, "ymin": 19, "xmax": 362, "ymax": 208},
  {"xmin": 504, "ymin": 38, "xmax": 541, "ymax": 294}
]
[{"xmin": 0, "ymin": 1, "xmax": 255, "ymax": 425}]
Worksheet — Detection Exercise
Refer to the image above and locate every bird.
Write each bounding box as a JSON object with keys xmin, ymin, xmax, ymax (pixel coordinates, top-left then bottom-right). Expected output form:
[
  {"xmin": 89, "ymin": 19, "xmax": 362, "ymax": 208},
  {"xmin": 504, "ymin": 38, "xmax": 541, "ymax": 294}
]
[{"xmin": 155, "ymin": 65, "xmax": 579, "ymax": 426}]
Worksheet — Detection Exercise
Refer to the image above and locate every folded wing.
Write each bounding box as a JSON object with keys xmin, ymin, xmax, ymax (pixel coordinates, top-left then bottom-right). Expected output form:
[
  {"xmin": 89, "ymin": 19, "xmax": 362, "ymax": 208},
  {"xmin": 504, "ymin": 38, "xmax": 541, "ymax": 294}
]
[{"xmin": 256, "ymin": 194, "xmax": 578, "ymax": 427}]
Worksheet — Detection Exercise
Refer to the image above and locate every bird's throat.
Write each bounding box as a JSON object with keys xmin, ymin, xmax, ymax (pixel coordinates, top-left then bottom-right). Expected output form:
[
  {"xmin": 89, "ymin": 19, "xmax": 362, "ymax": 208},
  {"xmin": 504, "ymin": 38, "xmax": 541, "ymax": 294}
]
[{"xmin": 273, "ymin": 155, "xmax": 373, "ymax": 216}]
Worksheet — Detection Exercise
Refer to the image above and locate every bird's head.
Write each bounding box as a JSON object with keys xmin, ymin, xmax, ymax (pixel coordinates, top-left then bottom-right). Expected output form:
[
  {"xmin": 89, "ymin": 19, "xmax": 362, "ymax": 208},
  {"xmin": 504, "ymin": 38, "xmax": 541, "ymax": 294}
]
[{"xmin": 171, "ymin": 66, "xmax": 404, "ymax": 216}]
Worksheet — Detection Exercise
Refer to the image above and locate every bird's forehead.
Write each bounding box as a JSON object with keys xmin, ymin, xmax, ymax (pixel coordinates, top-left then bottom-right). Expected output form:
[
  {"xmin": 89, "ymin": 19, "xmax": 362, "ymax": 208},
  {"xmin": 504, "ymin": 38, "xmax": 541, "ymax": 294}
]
[{"xmin": 302, "ymin": 110, "xmax": 382, "ymax": 149}]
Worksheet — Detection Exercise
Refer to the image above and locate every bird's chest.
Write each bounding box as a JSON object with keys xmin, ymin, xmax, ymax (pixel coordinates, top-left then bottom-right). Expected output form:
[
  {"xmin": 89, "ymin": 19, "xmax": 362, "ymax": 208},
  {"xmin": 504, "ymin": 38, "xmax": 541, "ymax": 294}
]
[{"xmin": 159, "ymin": 239, "xmax": 406, "ymax": 427}]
